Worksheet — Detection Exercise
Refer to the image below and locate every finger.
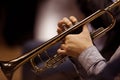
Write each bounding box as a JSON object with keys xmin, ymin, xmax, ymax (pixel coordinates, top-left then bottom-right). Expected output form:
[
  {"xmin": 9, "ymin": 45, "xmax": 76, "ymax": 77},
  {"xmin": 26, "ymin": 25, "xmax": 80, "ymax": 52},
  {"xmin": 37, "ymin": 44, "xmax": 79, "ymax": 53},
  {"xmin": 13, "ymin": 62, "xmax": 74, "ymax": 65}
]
[
  {"xmin": 60, "ymin": 44, "xmax": 66, "ymax": 50},
  {"xmin": 58, "ymin": 18, "xmax": 71, "ymax": 31},
  {"xmin": 63, "ymin": 17, "xmax": 72, "ymax": 28},
  {"xmin": 57, "ymin": 27, "xmax": 63, "ymax": 34},
  {"xmin": 58, "ymin": 20, "xmax": 66, "ymax": 29},
  {"xmin": 57, "ymin": 20, "xmax": 67, "ymax": 33},
  {"xmin": 57, "ymin": 44, "xmax": 67, "ymax": 54},
  {"xmin": 82, "ymin": 25, "xmax": 89, "ymax": 33},
  {"xmin": 69, "ymin": 16, "xmax": 78, "ymax": 25},
  {"xmin": 57, "ymin": 48, "xmax": 66, "ymax": 55}
]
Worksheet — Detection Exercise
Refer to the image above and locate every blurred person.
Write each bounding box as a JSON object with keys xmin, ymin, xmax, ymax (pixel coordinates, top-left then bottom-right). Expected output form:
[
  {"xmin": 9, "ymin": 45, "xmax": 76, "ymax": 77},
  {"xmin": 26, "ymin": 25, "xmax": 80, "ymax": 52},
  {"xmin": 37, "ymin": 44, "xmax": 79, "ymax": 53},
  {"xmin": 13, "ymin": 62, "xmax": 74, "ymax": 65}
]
[
  {"xmin": 56, "ymin": 0, "xmax": 120, "ymax": 80},
  {"xmin": 57, "ymin": 16, "xmax": 120, "ymax": 80},
  {"xmin": 71, "ymin": 0, "xmax": 120, "ymax": 79}
]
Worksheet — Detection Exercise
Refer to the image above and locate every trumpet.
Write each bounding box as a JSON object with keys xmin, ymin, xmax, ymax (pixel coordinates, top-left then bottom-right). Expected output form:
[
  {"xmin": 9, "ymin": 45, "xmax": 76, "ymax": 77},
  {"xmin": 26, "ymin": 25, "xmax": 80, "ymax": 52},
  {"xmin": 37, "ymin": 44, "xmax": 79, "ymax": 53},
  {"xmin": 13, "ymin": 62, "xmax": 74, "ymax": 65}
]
[{"xmin": 0, "ymin": 0, "xmax": 120, "ymax": 80}]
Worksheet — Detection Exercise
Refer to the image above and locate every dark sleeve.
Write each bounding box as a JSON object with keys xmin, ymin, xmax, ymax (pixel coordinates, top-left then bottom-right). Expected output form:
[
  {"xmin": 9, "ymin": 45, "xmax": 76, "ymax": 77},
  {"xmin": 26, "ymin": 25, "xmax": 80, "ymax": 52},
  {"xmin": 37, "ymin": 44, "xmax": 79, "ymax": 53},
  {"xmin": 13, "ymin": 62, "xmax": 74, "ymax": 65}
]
[{"xmin": 96, "ymin": 46, "xmax": 120, "ymax": 80}]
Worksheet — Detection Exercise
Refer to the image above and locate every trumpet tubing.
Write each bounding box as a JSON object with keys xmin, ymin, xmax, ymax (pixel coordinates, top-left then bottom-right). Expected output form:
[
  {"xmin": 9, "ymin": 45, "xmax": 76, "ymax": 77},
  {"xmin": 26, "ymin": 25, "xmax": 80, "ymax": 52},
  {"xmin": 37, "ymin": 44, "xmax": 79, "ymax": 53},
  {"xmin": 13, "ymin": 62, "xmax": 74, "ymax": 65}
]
[{"xmin": 0, "ymin": 0, "xmax": 120, "ymax": 80}]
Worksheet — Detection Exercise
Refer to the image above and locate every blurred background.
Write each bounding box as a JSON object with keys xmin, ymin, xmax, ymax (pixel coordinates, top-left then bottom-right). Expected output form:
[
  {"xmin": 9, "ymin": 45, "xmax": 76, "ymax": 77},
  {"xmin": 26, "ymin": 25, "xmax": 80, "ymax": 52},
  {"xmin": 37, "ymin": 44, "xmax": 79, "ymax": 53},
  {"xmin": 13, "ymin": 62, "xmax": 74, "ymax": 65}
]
[
  {"xmin": 1, "ymin": 0, "xmax": 119, "ymax": 80},
  {"xmin": 0, "ymin": 0, "xmax": 83, "ymax": 80}
]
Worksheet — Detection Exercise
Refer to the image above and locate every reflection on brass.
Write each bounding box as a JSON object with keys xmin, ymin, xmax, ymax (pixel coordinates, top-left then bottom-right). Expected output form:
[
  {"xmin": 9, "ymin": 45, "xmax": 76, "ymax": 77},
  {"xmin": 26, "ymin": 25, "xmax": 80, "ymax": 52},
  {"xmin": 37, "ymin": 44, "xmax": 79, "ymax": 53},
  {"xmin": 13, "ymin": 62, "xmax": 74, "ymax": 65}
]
[{"xmin": 0, "ymin": 0, "xmax": 120, "ymax": 80}]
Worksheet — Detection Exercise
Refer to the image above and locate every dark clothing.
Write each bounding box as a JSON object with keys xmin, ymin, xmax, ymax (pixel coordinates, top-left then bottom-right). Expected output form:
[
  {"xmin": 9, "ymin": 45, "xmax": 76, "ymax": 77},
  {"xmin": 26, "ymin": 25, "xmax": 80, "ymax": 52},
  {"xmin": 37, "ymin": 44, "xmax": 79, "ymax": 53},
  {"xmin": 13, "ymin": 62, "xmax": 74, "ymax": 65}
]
[
  {"xmin": 98, "ymin": 56, "xmax": 120, "ymax": 80},
  {"xmin": 74, "ymin": 0, "xmax": 120, "ymax": 80},
  {"xmin": 22, "ymin": 40, "xmax": 80, "ymax": 80},
  {"xmin": 77, "ymin": 0, "xmax": 120, "ymax": 60}
]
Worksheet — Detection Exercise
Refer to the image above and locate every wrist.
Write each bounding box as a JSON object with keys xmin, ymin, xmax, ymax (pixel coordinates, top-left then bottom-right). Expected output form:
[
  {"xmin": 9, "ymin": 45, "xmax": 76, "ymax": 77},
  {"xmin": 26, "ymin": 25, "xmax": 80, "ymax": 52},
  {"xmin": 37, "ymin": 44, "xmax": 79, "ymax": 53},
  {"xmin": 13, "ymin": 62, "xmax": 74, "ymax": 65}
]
[{"xmin": 80, "ymin": 44, "xmax": 94, "ymax": 55}]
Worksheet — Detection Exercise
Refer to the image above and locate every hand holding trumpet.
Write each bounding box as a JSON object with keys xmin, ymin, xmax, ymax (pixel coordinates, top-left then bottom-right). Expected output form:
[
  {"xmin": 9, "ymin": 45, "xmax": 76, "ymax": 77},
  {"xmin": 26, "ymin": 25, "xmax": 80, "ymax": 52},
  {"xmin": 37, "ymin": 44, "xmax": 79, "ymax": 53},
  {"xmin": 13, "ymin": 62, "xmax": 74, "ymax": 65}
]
[{"xmin": 57, "ymin": 16, "xmax": 93, "ymax": 58}]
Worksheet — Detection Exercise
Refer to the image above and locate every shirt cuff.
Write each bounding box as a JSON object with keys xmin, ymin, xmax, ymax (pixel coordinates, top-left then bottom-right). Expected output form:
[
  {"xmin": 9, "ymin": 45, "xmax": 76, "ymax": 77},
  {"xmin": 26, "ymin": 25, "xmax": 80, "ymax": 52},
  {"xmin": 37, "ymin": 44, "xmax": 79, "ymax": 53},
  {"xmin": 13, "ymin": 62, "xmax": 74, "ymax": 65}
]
[{"xmin": 78, "ymin": 46, "xmax": 105, "ymax": 72}]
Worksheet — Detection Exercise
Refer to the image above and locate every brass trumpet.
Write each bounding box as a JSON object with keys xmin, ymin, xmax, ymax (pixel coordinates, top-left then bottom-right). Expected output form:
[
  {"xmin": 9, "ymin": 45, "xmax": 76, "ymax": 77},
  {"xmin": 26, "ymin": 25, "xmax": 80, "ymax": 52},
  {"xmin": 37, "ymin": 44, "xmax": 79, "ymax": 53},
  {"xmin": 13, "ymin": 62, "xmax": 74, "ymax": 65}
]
[{"xmin": 0, "ymin": 0, "xmax": 120, "ymax": 80}]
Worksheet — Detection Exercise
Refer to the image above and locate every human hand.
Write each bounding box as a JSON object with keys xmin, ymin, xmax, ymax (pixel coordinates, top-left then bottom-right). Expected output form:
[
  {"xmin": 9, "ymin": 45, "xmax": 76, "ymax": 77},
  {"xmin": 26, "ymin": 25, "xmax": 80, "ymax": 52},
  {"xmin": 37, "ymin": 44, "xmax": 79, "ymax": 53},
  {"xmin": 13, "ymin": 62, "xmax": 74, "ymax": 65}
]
[
  {"xmin": 57, "ymin": 16, "xmax": 78, "ymax": 34},
  {"xmin": 57, "ymin": 16, "xmax": 93, "ymax": 58}
]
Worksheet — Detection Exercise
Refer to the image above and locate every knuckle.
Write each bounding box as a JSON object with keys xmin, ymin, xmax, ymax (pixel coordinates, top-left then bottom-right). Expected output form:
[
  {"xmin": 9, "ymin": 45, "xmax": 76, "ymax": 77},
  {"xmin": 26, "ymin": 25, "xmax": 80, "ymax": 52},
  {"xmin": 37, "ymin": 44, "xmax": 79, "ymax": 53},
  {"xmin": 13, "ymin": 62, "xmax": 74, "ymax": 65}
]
[{"xmin": 67, "ymin": 22, "xmax": 72, "ymax": 26}]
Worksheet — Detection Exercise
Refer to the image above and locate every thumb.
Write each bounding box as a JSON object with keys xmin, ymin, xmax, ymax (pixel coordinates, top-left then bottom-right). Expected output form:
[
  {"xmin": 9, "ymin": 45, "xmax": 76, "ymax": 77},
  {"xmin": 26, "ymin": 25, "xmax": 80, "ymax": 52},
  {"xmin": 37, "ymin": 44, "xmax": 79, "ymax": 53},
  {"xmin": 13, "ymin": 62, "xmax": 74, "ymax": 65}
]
[{"xmin": 82, "ymin": 25, "xmax": 89, "ymax": 34}]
